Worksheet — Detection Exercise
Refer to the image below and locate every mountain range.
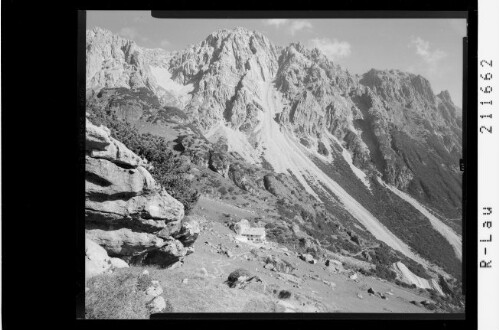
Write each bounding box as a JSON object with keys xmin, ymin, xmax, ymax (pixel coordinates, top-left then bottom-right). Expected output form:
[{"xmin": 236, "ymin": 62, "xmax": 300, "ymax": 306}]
[{"xmin": 85, "ymin": 26, "xmax": 463, "ymax": 295}]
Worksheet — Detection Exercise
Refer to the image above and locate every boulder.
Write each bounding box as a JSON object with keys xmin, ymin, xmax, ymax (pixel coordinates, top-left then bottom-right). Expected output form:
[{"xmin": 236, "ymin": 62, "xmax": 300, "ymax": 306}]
[
  {"xmin": 132, "ymin": 238, "xmax": 189, "ymax": 268},
  {"xmin": 317, "ymin": 141, "xmax": 329, "ymax": 156},
  {"xmin": 147, "ymin": 296, "xmax": 167, "ymax": 313},
  {"xmin": 299, "ymin": 253, "xmax": 316, "ymax": 264},
  {"xmin": 85, "ymin": 157, "xmax": 154, "ymax": 198},
  {"xmin": 325, "ymin": 259, "xmax": 343, "ymax": 267},
  {"xmin": 172, "ymin": 215, "xmax": 201, "ymax": 247},
  {"xmin": 110, "ymin": 257, "xmax": 129, "ymax": 269},
  {"xmin": 228, "ymin": 163, "xmax": 256, "ymax": 193},
  {"xmin": 264, "ymin": 263, "xmax": 274, "ymax": 270},
  {"xmin": 227, "ymin": 268, "xmax": 261, "ymax": 289},
  {"xmin": 85, "ymin": 188, "xmax": 184, "ymax": 230},
  {"xmin": 86, "ymin": 228, "xmax": 165, "ymax": 256},
  {"xmin": 291, "ymin": 224, "xmax": 301, "ymax": 235},
  {"xmin": 264, "ymin": 256, "xmax": 295, "ymax": 274},
  {"xmin": 86, "ymin": 119, "xmax": 144, "ymax": 168},
  {"xmin": 263, "ymin": 175, "xmax": 288, "ymax": 198},
  {"xmin": 209, "ymin": 150, "xmax": 230, "ymax": 177},
  {"xmin": 86, "ymin": 122, "xmax": 112, "ymax": 151},
  {"xmin": 156, "ymin": 221, "xmax": 183, "ymax": 240},
  {"xmin": 410, "ymin": 300, "xmax": 423, "ymax": 307},
  {"xmin": 146, "ymin": 282, "xmax": 163, "ymax": 297},
  {"xmin": 85, "ymin": 120, "xmax": 198, "ymax": 269},
  {"xmin": 85, "ymin": 238, "xmax": 113, "ymax": 279}
]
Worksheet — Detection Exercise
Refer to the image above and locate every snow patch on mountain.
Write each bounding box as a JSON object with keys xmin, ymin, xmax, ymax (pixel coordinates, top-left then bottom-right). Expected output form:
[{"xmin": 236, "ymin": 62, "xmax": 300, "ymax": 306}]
[
  {"xmin": 205, "ymin": 123, "xmax": 260, "ymax": 165},
  {"xmin": 392, "ymin": 262, "xmax": 444, "ymax": 295},
  {"xmin": 149, "ymin": 65, "xmax": 194, "ymax": 106}
]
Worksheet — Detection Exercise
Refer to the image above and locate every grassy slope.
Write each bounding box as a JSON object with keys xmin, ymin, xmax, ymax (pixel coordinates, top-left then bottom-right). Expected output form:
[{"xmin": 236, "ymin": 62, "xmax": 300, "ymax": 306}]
[{"xmin": 312, "ymin": 149, "xmax": 461, "ymax": 280}]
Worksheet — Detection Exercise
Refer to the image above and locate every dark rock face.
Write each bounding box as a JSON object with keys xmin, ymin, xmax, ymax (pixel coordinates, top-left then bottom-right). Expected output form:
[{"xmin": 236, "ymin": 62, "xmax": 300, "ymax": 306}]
[
  {"xmin": 263, "ymin": 175, "xmax": 287, "ymax": 197},
  {"xmin": 209, "ymin": 150, "xmax": 230, "ymax": 177},
  {"xmin": 317, "ymin": 141, "xmax": 329, "ymax": 156},
  {"xmin": 226, "ymin": 268, "xmax": 262, "ymax": 289},
  {"xmin": 228, "ymin": 163, "xmax": 256, "ymax": 193},
  {"xmin": 85, "ymin": 119, "xmax": 199, "ymax": 268}
]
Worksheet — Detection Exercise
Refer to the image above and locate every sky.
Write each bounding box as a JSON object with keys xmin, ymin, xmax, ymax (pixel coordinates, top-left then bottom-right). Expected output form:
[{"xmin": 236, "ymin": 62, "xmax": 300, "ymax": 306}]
[{"xmin": 87, "ymin": 11, "xmax": 467, "ymax": 107}]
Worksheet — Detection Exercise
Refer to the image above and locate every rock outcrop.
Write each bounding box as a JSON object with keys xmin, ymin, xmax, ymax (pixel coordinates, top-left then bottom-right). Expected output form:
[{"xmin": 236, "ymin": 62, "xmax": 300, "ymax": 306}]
[
  {"xmin": 85, "ymin": 119, "xmax": 198, "ymax": 267},
  {"xmin": 85, "ymin": 238, "xmax": 128, "ymax": 279},
  {"xmin": 391, "ymin": 261, "xmax": 444, "ymax": 295}
]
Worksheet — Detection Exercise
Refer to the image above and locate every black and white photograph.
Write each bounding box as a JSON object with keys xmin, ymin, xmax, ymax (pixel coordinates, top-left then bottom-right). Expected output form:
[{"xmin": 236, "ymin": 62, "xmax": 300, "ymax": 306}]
[{"xmin": 83, "ymin": 11, "xmax": 466, "ymax": 317}]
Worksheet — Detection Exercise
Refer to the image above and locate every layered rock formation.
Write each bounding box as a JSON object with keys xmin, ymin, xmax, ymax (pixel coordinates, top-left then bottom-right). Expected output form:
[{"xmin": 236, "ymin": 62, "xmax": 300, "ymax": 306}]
[
  {"xmin": 85, "ymin": 119, "xmax": 199, "ymax": 267},
  {"xmin": 85, "ymin": 237, "xmax": 129, "ymax": 279}
]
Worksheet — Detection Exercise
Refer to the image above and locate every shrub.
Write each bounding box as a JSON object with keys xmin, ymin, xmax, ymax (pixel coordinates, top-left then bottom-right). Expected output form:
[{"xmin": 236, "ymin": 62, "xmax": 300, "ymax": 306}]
[
  {"xmin": 373, "ymin": 265, "xmax": 397, "ymax": 281},
  {"xmin": 278, "ymin": 290, "xmax": 292, "ymax": 299},
  {"xmin": 87, "ymin": 114, "xmax": 199, "ymax": 213}
]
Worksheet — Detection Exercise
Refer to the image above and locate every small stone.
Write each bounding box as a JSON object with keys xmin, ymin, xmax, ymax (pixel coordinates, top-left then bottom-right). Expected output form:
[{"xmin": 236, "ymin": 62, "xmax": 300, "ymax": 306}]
[
  {"xmin": 349, "ymin": 273, "xmax": 358, "ymax": 280},
  {"xmin": 357, "ymin": 293, "xmax": 363, "ymax": 299},
  {"xmin": 85, "ymin": 287, "xmax": 90, "ymax": 293},
  {"xmin": 411, "ymin": 300, "xmax": 423, "ymax": 307},
  {"xmin": 142, "ymin": 270, "xmax": 149, "ymax": 276},
  {"xmin": 264, "ymin": 263, "xmax": 274, "ymax": 270},
  {"xmin": 147, "ymin": 296, "xmax": 167, "ymax": 313},
  {"xmin": 146, "ymin": 283, "xmax": 163, "ymax": 297}
]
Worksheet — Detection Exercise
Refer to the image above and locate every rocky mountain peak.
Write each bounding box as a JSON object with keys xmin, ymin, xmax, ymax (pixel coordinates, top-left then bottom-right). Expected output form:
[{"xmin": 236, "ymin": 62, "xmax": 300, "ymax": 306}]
[
  {"xmin": 359, "ymin": 68, "xmax": 436, "ymax": 107},
  {"xmin": 437, "ymin": 90, "xmax": 454, "ymax": 105},
  {"xmin": 86, "ymin": 26, "xmax": 154, "ymax": 92}
]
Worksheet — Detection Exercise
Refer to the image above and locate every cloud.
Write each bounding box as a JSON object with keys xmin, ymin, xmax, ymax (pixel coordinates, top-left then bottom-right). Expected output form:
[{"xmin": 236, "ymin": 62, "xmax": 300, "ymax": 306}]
[
  {"xmin": 262, "ymin": 19, "xmax": 313, "ymax": 35},
  {"xmin": 263, "ymin": 19, "xmax": 289, "ymax": 28},
  {"xmin": 308, "ymin": 38, "xmax": 351, "ymax": 60},
  {"xmin": 409, "ymin": 37, "xmax": 446, "ymax": 64},
  {"xmin": 288, "ymin": 20, "xmax": 313, "ymax": 36},
  {"xmin": 118, "ymin": 27, "xmax": 150, "ymax": 45},
  {"xmin": 119, "ymin": 27, "xmax": 139, "ymax": 40}
]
